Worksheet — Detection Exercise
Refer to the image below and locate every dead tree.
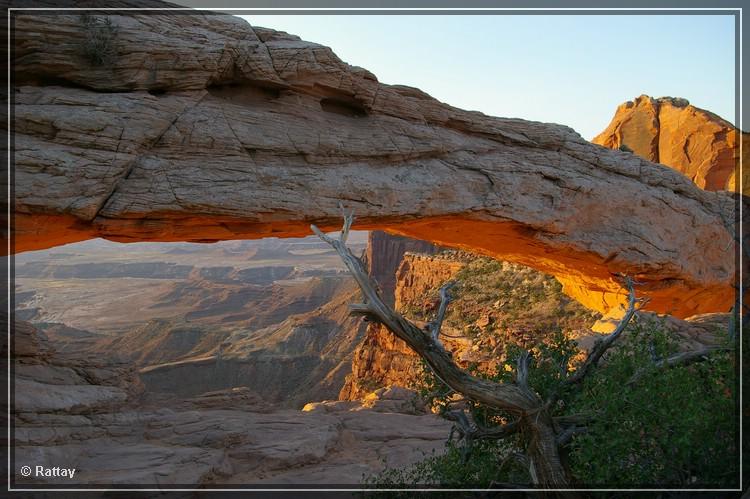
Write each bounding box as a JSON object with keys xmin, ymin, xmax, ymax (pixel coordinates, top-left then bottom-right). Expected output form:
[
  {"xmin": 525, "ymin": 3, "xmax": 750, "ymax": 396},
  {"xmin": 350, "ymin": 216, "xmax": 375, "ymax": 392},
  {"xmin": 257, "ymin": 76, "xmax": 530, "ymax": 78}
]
[{"xmin": 311, "ymin": 209, "xmax": 645, "ymax": 488}]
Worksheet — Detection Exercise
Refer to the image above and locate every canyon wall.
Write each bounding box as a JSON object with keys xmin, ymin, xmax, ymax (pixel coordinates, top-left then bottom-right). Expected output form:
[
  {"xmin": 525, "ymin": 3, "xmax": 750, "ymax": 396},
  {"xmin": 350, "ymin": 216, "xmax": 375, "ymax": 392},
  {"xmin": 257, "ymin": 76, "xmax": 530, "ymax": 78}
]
[
  {"xmin": 365, "ymin": 231, "xmax": 438, "ymax": 306},
  {"xmin": 340, "ymin": 254, "xmax": 466, "ymax": 400},
  {"xmin": 15, "ymin": 235, "xmax": 369, "ymax": 408},
  {"xmin": 138, "ymin": 279, "xmax": 368, "ymax": 407}
]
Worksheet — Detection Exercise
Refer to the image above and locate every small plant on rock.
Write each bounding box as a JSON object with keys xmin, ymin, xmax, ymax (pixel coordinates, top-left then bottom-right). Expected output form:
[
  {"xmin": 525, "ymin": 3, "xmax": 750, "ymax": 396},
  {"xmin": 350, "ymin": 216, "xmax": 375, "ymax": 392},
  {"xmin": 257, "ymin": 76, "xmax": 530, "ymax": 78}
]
[{"xmin": 78, "ymin": 13, "xmax": 119, "ymax": 67}]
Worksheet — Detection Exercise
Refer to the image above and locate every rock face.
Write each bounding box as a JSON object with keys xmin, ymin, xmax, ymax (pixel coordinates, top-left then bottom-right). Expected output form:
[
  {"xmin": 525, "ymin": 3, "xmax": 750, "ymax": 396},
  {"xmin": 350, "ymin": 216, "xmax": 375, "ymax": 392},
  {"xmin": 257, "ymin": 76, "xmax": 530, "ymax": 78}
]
[
  {"xmin": 11, "ymin": 319, "xmax": 144, "ymax": 415},
  {"xmin": 340, "ymin": 236, "xmax": 444, "ymax": 400},
  {"xmin": 12, "ymin": 11, "xmax": 736, "ymax": 317},
  {"xmin": 340, "ymin": 253, "xmax": 468, "ymax": 400},
  {"xmin": 11, "ymin": 319, "xmax": 453, "ymax": 486},
  {"xmin": 394, "ymin": 253, "xmax": 466, "ymax": 310},
  {"xmin": 340, "ymin": 252, "xmax": 730, "ymax": 402},
  {"xmin": 305, "ymin": 386, "xmax": 428, "ymax": 415},
  {"xmin": 365, "ymin": 231, "xmax": 438, "ymax": 306},
  {"xmin": 593, "ymin": 95, "xmax": 748, "ymax": 192},
  {"xmin": 339, "ymin": 322, "xmax": 424, "ymax": 401},
  {"xmin": 137, "ymin": 279, "xmax": 368, "ymax": 407},
  {"xmin": 63, "ymin": 276, "xmax": 367, "ymax": 407}
]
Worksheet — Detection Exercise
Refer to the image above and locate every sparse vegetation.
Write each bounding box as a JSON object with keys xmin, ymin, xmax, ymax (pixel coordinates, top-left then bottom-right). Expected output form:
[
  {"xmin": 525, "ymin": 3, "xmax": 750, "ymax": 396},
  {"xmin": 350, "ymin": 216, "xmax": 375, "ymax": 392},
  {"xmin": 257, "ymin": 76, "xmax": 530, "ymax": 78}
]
[
  {"xmin": 447, "ymin": 256, "xmax": 598, "ymax": 334},
  {"xmin": 357, "ymin": 376, "xmax": 384, "ymax": 393},
  {"xmin": 367, "ymin": 317, "xmax": 737, "ymax": 488},
  {"xmin": 313, "ymin": 211, "xmax": 738, "ymax": 489},
  {"xmin": 402, "ymin": 255, "xmax": 598, "ymax": 371},
  {"xmin": 360, "ymin": 254, "xmax": 600, "ymax": 400},
  {"xmin": 78, "ymin": 13, "xmax": 119, "ymax": 67}
]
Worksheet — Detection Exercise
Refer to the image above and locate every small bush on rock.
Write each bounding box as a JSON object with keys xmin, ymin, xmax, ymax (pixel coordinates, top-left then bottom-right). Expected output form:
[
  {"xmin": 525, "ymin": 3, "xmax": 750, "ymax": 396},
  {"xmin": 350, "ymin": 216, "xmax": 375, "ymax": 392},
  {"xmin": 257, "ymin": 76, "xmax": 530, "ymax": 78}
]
[{"xmin": 79, "ymin": 13, "xmax": 119, "ymax": 67}]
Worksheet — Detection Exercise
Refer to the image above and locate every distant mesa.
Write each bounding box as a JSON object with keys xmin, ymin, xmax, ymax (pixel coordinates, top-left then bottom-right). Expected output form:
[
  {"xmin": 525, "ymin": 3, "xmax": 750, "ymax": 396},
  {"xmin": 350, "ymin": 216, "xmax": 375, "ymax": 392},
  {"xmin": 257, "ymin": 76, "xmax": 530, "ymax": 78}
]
[{"xmin": 593, "ymin": 95, "xmax": 748, "ymax": 192}]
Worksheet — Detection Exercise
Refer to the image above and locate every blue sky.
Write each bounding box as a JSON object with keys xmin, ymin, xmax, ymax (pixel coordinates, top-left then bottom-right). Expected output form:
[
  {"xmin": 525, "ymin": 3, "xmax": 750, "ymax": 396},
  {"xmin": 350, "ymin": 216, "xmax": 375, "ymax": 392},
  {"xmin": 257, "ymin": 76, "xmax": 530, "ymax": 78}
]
[{"xmin": 240, "ymin": 14, "xmax": 735, "ymax": 140}]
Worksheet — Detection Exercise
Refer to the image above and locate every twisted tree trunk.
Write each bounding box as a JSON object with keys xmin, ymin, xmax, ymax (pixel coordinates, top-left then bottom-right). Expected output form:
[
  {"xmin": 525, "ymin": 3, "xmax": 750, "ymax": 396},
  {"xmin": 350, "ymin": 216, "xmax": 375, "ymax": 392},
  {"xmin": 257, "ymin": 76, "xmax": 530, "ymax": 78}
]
[
  {"xmin": 525, "ymin": 412, "xmax": 570, "ymax": 488},
  {"xmin": 312, "ymin": 210, "xmax": 638, "ymax": 489}
]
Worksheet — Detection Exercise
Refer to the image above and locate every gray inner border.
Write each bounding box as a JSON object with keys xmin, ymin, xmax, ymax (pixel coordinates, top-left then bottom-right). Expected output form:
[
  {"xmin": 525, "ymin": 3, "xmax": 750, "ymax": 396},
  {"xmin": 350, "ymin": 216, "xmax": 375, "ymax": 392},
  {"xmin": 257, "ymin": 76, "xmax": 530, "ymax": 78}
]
[{"xmin": 5, "ymin": 2, "xmax": 746, "ymax": 494}]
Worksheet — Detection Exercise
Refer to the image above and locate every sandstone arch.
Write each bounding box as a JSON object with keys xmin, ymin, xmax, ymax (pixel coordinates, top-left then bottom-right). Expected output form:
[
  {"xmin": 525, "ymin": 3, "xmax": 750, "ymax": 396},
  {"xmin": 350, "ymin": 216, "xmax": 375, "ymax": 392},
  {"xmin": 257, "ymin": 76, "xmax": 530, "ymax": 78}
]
[{"xmin": 12, "ymin": 10, "xmax": 737, "ymax": 318}]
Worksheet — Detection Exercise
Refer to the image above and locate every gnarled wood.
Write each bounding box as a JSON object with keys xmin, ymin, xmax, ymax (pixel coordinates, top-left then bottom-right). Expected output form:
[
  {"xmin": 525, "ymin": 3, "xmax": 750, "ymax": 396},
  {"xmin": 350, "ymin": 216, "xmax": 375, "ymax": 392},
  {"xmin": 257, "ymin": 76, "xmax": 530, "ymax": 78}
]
[
  {"xmin": 314, "ymin": 212, "xmax": 651, "ymax": 489},
  {"xmin": 312, "ymin": 215, "xmax": 541, "ymax": 415},
  {"xmin": 313, "ymin": 214, "xmax": 572, "ymax": 487},
  {"xmin": 626, "ymin": 345, "xmax": 732, "ymax": 386}
]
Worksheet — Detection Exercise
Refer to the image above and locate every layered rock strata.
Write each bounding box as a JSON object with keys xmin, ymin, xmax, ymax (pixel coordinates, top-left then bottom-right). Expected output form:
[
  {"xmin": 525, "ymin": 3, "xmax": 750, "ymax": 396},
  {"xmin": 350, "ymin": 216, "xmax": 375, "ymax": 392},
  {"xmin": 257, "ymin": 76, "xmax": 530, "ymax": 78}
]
[
  {"xmin": 593, "ymin": 95, "xmax": 748, "ymax": 192},
  {"xmin": 10, "ymin": 318, "xmax": 452, "ymax": 486},
  {"xmin": 11, "ymin": 10, "xmax": 736, "ymax": 317}
]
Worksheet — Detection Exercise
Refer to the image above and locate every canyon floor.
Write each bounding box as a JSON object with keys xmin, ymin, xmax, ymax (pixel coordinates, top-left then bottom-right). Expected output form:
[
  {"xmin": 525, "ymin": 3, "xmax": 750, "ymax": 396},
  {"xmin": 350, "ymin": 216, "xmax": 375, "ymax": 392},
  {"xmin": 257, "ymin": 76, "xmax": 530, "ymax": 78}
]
[{"xmin": 15, "ymin": 236, "xmax": 372, "ymax": 406}]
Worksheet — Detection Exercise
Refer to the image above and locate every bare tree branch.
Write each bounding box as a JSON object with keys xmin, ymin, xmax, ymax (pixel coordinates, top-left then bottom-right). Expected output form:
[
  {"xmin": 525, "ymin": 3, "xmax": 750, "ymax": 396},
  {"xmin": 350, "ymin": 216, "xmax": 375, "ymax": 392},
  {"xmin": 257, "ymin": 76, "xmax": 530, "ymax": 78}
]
[
  {"xmin": 626, "ymin": 345, "xmax": 732, "ymax": 386},
  {"xmin": 556, "ymin": 426, "xmax": 588, "ymax": 447},
  {"xmin": 338, "ymin": 202, "xmax": 353, "ymax": 245},
  {"xmin": 445, "ymin": 409, "xmax": 520, "ymax": 463},
  {"xmin": 438, "ymin": 331, "xmax": 468, "ymax": 339},
  {"xmin": 311, "ymin": 218, "xmax": 387, "ymax": 309},
  {"xmin": 553, "ymin": 412, "xmax": 598, "ymax": 427},
  {"xmin": 445, "ymin": 410, "xmax": 520, "ymax": 441},
  {"xmin": 426, "ymin": 280, "xmax": 457, "ymax": 348},
  {"xmin": 310, "ymin": 224, "xmax": 335, "ymax": 245},
  {"xmin": 313, "ymin": 211, "xmax": 572, "ymax": 487},
  {"xmin": 562, "ymin": 276, "xmax": 638, "ymax": 388},
  {"xmin": 311, "ymin": 215, "xmax": 542, "ymax": 415},
  {"xmin": 542, "ymin": 276, "xmax": 640, "ymax": 410},
  {"xmin": 348, "ymin": 303, "xmax": 375, "ymax": 317},
  {"xmin": 516, "ymin": 350, "xmax": 532, "ymax": 390}
]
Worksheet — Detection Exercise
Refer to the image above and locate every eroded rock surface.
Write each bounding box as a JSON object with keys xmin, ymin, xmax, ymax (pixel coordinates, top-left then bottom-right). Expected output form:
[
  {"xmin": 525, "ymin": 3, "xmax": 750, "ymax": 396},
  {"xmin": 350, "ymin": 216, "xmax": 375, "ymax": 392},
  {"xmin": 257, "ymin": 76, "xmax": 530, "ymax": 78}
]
[
  {"xmin": 12, "ymin": 11, "xmax": 736, "ymax": 316},
  {"xmin": 11, "ymin": 319, "xmax": 452, "ymax": 486},
  {"xmin": 340, "ymin": 253, "xmax": 466, "ymax": 400},
  {"xmin": 593, "ymin": 95, "xmax": 748, "ymax": 192},
  {"xmin": 365, "ymin": 231, "xmax": 438, "ymax": 306}
]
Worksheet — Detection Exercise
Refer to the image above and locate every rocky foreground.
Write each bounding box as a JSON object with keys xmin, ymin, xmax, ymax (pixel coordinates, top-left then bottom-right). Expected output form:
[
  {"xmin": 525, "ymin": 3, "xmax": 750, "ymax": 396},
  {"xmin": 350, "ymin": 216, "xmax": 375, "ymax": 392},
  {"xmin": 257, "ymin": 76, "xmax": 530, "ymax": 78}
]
[{"xmin": 10, "ymin": 319, "xmax": 451, "ymax": 487}]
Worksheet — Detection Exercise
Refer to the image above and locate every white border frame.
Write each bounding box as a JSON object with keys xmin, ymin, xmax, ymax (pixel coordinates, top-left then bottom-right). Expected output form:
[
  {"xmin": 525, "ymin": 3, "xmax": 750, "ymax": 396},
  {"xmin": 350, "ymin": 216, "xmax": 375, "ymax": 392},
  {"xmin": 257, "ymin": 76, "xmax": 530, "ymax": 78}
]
[{"xmin": 5, "ymin": 5, "xmax": 744, "ymax": 494}]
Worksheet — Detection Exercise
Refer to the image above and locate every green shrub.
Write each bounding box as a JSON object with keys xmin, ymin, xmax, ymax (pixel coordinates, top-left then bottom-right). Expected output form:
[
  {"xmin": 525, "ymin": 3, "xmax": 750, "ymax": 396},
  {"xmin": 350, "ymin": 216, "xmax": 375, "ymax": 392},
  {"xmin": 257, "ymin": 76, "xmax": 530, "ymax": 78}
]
[
  {"xmin": 567, "ymin": 318, "xmax": 737, "ymax": 487},
  {"xmin": 366, "ymin": 317, "xmax": 737, "ymax": 488},
  {"xmin": 79, "ymin": 13, "xmax": 119, "ymax": 67},
  {"xmin": 363, "ymin": 439, "xmax": 525, "ymax": 492}
]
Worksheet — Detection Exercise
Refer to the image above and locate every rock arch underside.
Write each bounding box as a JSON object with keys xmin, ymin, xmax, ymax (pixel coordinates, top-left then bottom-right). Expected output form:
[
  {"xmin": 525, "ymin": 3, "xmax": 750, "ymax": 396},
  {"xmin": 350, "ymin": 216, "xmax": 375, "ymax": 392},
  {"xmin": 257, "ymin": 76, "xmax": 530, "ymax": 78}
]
[{"xmin": 12, "ymin": 9, "xmax": 739, "ymax": 318}]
